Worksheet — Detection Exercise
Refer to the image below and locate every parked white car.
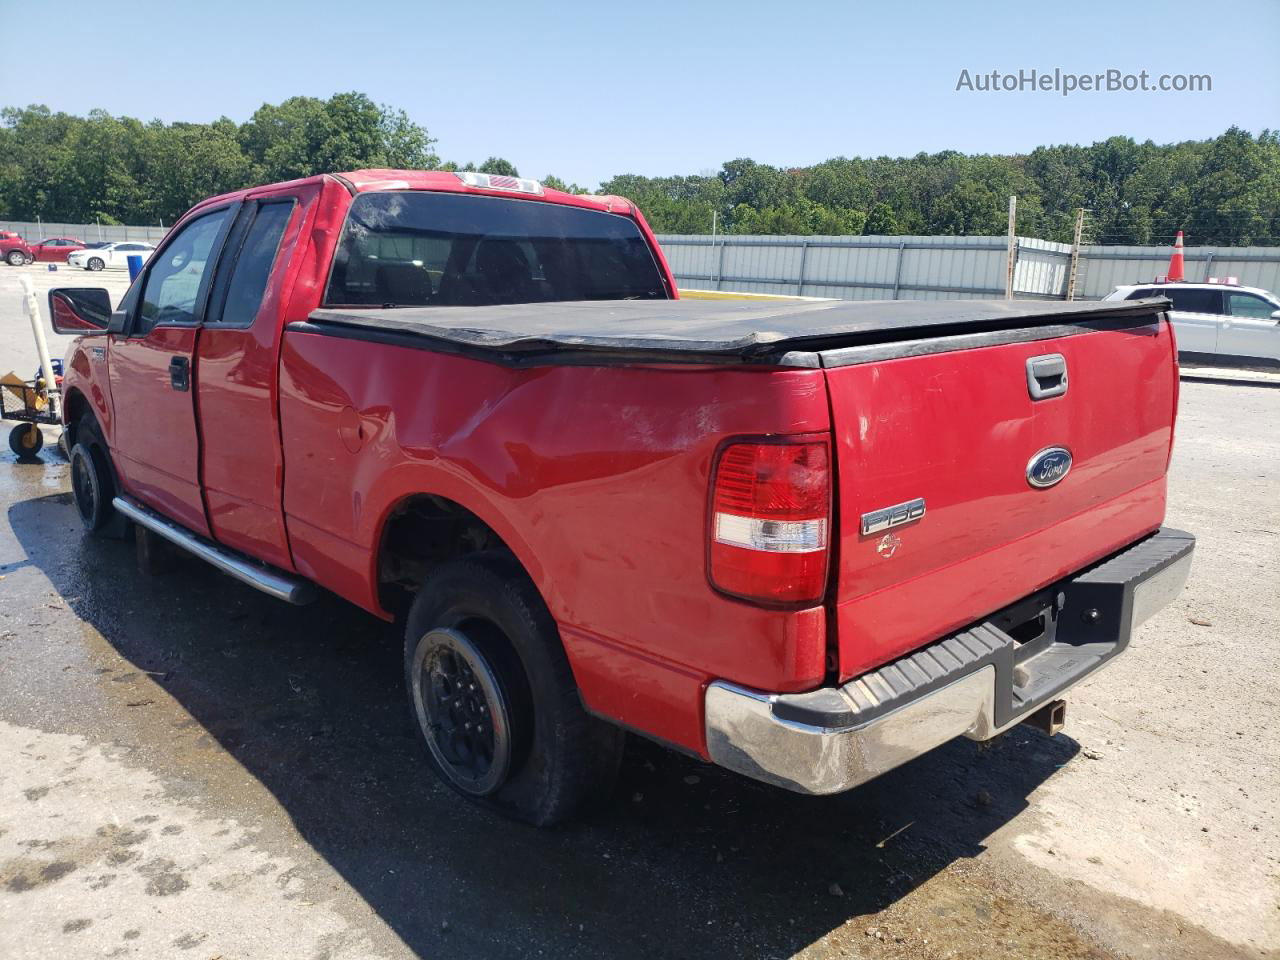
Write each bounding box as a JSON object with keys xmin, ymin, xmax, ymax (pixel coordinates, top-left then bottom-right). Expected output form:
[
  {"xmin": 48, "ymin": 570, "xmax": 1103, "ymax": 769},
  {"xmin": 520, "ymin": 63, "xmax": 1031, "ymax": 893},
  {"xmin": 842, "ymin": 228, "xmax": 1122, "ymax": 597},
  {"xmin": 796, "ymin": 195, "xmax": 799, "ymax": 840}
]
[
  {"xmin": 67, "ymin": 241, "xmax": 156, "ymax": 272},
  {"xmin": 1104, "ymin": 281, "xmax": 1280, "ymax": 365}
]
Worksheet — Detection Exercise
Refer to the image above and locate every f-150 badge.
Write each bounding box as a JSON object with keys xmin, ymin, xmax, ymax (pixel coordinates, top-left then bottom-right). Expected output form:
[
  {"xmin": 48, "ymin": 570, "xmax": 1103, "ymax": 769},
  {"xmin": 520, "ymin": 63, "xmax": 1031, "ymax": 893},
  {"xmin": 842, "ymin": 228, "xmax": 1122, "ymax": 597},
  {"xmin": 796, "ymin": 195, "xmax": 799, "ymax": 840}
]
[
  {"xmin": 1026, "ymin": 446, "xmax": 1072, "ymax": 488},
  {"xmin": 861, "ymin": 497, "xmax": 926, "ymax": 536}
]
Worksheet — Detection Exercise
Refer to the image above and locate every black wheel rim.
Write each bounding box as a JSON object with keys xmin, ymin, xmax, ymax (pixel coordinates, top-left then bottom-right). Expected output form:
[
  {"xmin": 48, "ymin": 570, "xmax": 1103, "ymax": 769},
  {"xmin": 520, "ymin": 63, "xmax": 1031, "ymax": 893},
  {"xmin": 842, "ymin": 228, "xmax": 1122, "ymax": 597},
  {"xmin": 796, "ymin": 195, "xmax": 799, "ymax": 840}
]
[
  {"xmin": 412, "ymin": 628, "xmax": 512, "ymax": 796},
  {"xmin": 71, "ymin": 450, "xmax": 97, "ymax": 523}
]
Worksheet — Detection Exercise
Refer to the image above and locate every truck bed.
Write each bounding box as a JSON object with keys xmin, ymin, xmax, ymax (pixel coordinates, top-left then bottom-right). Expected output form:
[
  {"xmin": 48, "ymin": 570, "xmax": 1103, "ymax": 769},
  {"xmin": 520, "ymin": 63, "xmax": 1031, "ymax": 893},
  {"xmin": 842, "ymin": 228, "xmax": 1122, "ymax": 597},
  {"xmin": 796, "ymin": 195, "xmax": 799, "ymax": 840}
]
[{"xmin": 300, "ymin": 297, "xmax": 1170, "ymax": 367}]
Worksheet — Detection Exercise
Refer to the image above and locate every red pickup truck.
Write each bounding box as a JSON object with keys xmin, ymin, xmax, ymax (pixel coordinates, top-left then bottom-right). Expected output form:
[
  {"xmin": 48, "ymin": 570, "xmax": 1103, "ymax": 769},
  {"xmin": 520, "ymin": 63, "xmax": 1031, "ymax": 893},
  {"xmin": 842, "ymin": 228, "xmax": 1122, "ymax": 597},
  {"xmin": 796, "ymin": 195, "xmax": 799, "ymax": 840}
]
[{"xmin": 49, "ymin": 170, "xmax": 1194, "ymax": 825}]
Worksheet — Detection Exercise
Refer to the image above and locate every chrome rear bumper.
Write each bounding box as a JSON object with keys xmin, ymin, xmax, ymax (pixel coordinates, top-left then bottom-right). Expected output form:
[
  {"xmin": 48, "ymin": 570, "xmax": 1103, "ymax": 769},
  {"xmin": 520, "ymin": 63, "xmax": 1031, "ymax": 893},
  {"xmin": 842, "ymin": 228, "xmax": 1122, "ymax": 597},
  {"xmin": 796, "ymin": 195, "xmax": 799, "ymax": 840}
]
[{"xmin": 705, "ymin": 528, "xmax": 1194, "ymax": 795}]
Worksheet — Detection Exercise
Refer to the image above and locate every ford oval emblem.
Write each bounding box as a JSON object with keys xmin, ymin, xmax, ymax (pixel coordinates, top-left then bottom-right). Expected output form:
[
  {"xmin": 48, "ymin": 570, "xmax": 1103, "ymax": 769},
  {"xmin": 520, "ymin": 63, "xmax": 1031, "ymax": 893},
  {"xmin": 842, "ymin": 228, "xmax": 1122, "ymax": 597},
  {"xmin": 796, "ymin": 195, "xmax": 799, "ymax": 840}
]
[{"xmin": 1026, "ymin": 446, "xmax": 1072, "ymax": 488}]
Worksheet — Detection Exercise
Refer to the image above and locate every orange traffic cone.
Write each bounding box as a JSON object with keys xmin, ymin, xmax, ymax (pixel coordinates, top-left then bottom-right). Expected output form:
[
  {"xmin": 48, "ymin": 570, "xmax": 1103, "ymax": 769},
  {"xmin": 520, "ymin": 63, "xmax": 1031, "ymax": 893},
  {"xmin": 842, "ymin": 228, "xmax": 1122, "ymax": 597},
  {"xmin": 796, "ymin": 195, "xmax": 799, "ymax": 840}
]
[{"xmin": 1167, "ymin": 230, "xmax": 1185, "ymax": 282}]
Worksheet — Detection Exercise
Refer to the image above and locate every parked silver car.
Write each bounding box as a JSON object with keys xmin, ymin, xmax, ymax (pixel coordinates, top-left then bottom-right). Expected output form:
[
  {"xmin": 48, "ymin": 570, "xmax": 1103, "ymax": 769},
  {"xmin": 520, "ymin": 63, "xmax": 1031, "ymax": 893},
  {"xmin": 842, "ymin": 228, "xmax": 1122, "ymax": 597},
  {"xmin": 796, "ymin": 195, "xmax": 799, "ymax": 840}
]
[{"xmin": 1104, "ymin": 281, "xmax": 1280, "ymax": 364}]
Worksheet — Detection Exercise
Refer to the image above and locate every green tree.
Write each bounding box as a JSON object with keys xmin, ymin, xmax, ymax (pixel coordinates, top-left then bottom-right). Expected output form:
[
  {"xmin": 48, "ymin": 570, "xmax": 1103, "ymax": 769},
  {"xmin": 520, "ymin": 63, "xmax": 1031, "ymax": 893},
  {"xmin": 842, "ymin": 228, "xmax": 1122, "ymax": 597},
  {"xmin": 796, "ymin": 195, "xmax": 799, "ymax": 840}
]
[
  {"xmin": 478, "ymin": 157, "xmax": 519, "ymax": 177},
  {"xmin": 863, "ymin": 202, "xmax": 897, "ymax": 235},
  {"xmin": 1, "ymin": 106, "xmax": 1276, "ymax": 246},
  {"xmin": 239, "ymin": 92, "xmax": 438, "ymax": 183}
]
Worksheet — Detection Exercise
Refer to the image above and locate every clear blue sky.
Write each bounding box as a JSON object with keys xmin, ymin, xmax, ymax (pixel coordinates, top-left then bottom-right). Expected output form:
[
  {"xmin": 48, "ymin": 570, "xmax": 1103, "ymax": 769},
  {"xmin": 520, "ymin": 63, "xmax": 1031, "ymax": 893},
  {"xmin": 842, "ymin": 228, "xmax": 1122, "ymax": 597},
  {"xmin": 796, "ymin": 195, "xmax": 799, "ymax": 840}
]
[{"xmin": 1, "ymin": 0, "xmax": 1276, "ymax": 187}]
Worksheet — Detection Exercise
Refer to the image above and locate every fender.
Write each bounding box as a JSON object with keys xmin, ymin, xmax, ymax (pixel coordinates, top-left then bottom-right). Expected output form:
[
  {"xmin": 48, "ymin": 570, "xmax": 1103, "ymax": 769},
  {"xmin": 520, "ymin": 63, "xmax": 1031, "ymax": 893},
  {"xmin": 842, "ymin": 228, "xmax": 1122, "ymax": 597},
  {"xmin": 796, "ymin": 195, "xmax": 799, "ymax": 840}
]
[
  {"xmin": 359, "ymin": 461, "xmax": 550, "ymax": 621},
  {"xmin": 61, "ymin": 338, "xmax": 115, "ymax": 445}
]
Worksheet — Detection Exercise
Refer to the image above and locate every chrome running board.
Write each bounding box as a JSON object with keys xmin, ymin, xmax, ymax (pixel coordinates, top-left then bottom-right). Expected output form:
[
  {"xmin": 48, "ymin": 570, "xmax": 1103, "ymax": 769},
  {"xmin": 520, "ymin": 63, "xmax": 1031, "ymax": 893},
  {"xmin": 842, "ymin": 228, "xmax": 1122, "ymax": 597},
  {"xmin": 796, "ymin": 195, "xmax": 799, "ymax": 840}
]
[{"xmin": 113, "ymin": 496, "xmax": 316, "ymax": 605}]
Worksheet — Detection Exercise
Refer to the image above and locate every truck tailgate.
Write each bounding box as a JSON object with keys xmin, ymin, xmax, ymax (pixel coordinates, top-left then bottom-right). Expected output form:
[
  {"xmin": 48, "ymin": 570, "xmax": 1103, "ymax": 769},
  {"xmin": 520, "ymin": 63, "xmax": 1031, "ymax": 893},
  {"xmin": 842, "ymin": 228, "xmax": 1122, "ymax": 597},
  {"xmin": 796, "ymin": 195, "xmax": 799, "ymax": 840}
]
[{"xmin": 824, "ymin": 312, "xmax": 1176, "ymax": 680}]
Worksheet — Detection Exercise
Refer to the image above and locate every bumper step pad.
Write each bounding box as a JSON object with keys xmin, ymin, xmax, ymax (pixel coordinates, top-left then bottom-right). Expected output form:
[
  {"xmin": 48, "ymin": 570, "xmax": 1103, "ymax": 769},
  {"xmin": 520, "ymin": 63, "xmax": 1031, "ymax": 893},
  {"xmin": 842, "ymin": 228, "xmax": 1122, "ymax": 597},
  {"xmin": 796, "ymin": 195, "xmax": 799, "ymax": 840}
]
[{"xmin": 771, "ymin": 527, "xmax": 1195, "ymax": 732}]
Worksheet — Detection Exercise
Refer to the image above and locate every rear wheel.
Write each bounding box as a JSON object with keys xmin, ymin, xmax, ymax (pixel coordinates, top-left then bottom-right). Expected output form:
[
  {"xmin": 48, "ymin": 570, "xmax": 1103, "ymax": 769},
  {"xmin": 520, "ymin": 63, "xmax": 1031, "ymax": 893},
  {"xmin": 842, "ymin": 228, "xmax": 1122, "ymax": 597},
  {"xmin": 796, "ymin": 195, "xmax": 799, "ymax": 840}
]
[
  {"xmin": 87, "ymin": 257, "xmax": 104, "ymax": 271},
  {"xmin": 404, "ymin": 553, "xmax": 623, "ymax": 826},
  {"xmin": 6, "ymin": 250, "xmax": 25, "ymax": 267}
]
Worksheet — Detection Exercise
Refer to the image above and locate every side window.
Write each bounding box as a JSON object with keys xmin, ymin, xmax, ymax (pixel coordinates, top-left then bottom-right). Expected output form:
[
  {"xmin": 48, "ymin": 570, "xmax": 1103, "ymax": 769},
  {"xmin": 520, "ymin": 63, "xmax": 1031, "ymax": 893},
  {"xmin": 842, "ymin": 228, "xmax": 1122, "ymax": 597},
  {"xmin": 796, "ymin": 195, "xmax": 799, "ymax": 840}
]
[
  {"xmin": 1125, "ymin": 288, "xmax": 1156, "ymax": 300},
  {"xmin": 1225, "ymin": 292, "xmax": 1277, "ymax": 319},
  {"xmin": 212, "ymin": 201, "xmax": 293, "ymax": 327},
  {"xmin": 137, "ymin": 210, "xmax": 230, "ymax": 333},
  {"xmin": 1166, "ymin": 289, "xmax": 1223, "ymax": 314}
]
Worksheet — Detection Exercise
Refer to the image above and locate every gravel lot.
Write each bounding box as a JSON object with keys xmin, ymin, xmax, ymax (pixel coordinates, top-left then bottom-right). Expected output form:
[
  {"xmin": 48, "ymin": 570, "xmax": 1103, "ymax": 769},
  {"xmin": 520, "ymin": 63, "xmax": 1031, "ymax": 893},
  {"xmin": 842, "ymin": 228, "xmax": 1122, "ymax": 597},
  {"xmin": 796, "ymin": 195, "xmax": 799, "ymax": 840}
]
[{"xmin": 0, "ymin": 261, "xmax": 1276, "ymax": 959}]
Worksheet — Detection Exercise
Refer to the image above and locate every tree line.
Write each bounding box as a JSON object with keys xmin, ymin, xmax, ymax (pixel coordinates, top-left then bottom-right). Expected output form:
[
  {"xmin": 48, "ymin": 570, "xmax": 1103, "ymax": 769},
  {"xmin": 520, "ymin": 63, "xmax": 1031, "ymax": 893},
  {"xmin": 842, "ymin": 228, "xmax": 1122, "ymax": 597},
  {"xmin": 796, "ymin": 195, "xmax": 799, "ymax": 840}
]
[{"xmin": 1, "ymin": 94, "xmax": 1276, "ymax": 245}]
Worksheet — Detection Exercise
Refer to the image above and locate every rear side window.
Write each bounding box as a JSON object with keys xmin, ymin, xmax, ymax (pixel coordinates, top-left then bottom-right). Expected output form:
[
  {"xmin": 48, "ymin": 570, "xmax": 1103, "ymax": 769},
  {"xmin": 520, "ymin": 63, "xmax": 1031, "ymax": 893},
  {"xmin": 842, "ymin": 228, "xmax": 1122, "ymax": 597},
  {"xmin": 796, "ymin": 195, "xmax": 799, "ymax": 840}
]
[
  {"xmin": 1124, "ymin": 288, "xmax": 1156, "ymax": 300},
  {"xmin": 213, "ymin": 202, "xmax": 293, "ymax": 327},
  {"xmin": 1166, "ymin": 289, "xmax": 1223, "ymax": 314},
  {"xmin": 325, "ymin": 191, "xmax": 667, "ymax": 307}
]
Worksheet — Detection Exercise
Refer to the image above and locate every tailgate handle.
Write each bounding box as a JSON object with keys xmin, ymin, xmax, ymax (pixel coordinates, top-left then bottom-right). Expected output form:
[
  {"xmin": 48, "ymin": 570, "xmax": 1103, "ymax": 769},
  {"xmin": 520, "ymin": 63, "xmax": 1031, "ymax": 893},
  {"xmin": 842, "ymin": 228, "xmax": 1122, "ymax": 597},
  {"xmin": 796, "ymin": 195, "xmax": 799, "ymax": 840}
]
[{"xmin": 1026, "ymin": 354, "xmax": 1068, "ymax": 399}]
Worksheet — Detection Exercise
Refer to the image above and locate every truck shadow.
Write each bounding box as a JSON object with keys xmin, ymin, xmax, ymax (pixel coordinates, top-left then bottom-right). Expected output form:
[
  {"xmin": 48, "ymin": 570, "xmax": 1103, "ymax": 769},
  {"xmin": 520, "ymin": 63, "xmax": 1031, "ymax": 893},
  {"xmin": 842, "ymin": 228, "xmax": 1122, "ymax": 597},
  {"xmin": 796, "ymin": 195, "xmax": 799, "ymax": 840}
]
[{"xmin": 10, "ymin": 492, "xmax": 1078, "ymax": 959}]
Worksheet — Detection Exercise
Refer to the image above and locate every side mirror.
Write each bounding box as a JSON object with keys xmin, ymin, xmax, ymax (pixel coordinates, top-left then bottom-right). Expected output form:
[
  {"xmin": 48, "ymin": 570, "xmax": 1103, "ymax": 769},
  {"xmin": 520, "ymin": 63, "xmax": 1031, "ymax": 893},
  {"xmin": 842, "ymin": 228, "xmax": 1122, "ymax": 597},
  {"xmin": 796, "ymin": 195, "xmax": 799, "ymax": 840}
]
[{"xmin": 49, "ymin": 288, "xmax": 112, "ymax": 334}]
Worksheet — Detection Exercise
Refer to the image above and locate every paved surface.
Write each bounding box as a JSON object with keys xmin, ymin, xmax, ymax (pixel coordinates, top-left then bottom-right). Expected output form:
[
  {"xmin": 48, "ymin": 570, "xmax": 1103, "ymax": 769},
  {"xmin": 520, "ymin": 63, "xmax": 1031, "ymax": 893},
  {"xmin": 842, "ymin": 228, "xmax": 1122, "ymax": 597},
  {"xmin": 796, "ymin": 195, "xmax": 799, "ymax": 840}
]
[{"xmin": 0, "ymin": 261, "xmax": 1276, "ymax": 959}]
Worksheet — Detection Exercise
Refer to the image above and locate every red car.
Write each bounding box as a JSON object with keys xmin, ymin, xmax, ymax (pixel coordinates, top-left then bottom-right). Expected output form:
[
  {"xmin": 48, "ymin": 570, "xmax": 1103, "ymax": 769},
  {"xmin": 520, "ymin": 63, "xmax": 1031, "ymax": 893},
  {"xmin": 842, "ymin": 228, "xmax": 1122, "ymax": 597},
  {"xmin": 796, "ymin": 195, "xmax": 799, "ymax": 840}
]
[
  {"xmin": 28, "ymin": 236, "xmax": 86, "ymax": 262},
  {"xmin": 48, "ymin": 170, "xmax": 1194, "ymax": 825}
]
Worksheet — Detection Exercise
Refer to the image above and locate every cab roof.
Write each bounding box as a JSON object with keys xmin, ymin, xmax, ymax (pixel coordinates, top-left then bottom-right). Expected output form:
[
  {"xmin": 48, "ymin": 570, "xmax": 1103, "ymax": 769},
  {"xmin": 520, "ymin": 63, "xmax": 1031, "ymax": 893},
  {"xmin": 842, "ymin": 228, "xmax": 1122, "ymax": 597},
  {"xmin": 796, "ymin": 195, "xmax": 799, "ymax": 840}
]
[{"xmin": 194, "ymin": 169, "xmax": 637, "ymax": 219}]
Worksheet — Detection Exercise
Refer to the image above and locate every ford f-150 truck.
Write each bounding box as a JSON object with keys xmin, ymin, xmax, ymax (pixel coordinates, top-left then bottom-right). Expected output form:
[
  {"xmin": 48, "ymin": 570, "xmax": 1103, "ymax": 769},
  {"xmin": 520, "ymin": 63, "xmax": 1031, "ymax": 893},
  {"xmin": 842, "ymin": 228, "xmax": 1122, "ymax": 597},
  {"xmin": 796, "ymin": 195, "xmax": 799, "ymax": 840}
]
[{"xmin": 48, "ymin": 169, "xmax": 1194, "ymax": 825}]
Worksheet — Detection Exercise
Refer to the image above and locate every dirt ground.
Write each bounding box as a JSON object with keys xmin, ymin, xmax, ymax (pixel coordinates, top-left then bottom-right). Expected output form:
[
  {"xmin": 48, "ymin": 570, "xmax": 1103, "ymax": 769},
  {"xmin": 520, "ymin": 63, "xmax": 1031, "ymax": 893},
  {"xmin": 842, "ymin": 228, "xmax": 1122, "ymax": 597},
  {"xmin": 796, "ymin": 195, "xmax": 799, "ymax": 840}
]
[{"xmin": 0, "ymin": 261, "xmax": 1276, "ymax": 959}]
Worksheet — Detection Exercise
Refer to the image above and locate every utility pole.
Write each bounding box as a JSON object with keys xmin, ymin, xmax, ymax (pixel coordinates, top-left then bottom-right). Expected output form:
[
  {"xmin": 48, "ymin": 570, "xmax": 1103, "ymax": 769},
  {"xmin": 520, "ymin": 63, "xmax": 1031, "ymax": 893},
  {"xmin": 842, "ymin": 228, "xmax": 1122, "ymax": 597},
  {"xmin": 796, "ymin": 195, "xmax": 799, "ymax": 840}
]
[
  {"xmin": 1066, "ymin": 207, "xmax": 1086, "ymax": 301},
  {"xmin": 1004, "ymin": 195, "xmax": 1017, "ymax": 299}
]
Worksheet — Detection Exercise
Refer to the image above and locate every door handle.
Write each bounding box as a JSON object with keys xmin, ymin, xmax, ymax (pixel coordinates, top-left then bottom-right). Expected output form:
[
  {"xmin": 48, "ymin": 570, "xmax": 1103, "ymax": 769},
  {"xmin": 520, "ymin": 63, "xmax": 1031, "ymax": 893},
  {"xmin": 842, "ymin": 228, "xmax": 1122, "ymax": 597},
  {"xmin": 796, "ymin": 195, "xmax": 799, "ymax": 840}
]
[
  {"xmin": 1026, "ymin": 353, "xmax": 1067, "ymax": 399},
  {"xmin": 168, "ymin": 356, "xmax": 190, "ymax": 392}
]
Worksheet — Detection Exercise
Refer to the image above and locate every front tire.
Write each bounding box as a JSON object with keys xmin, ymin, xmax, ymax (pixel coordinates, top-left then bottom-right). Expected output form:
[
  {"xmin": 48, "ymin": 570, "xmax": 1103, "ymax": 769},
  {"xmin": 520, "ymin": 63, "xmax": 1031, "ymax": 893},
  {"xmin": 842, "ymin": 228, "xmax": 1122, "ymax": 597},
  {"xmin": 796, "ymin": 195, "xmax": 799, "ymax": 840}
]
[
  {"xmin": 69, "ymin": 419, "xmax": 128, "ymax": 538},
  {"xmin": 87, "ymin": 257, "xmax": 104, "ymax": 271},
  {"xmin": 404, "ymin": 553, "xmax": 623, "ymax": 826}
]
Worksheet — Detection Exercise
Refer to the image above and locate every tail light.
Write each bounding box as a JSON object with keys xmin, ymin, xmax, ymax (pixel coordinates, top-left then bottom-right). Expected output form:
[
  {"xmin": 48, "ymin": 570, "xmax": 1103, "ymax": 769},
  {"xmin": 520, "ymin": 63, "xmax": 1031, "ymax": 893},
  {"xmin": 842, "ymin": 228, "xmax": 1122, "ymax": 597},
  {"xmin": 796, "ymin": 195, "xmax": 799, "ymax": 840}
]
[{"xmin": 709, "ymin": 438, "xmax": 832, "ymax": 605}]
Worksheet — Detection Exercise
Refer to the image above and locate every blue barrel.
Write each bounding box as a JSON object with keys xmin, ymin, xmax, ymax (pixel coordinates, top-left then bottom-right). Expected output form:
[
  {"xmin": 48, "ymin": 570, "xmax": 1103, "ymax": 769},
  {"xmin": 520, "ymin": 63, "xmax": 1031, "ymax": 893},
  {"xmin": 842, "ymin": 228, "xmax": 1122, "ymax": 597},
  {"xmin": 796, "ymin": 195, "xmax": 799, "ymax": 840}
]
[{"xmin": 127, "ymin": 255, "xmax": 144, "ymax": 281}]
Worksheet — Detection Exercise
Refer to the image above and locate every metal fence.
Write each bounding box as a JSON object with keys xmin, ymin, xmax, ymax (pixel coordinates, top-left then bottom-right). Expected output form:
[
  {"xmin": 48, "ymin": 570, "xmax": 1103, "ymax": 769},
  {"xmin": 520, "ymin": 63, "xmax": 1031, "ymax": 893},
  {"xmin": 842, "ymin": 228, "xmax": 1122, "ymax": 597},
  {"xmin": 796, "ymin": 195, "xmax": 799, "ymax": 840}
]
[
  {"xmin": 656, "ymin": 234, "xmax": 1280, "ymax": 301},
  {"xmin": 0, "ymin": 220, "xmax": 170, "ymax": 245},
  {"xmin": 5, "ymin": 216, "xmax": 1278, "ymax": 301}
]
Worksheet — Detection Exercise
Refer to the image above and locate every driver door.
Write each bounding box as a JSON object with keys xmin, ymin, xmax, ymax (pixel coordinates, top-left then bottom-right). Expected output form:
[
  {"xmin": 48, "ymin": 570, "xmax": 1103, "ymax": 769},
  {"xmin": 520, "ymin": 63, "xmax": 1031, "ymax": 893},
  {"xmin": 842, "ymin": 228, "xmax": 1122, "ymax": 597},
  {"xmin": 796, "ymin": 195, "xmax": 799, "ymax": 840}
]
[{"xmin": 107, "ymin": 205, "xmax": 236, "ymax": 535}]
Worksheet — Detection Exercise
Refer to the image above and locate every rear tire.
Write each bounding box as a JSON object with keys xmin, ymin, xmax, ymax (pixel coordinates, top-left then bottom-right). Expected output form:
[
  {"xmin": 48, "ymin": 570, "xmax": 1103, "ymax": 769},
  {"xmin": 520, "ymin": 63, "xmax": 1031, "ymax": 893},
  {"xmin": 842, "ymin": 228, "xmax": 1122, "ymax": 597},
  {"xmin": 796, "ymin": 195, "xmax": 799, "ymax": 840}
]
[
  {"xmin": 404, "ymin": 553, "xmax": 623, "ymax": 826},
  {"xmin": 69, "ymin": 419, "xmax": 129, "ymax": 538},
  {"xmin": 9, "ymin": 423, "xmax": 44, "ymax": 459},
  {"xmin": 87, "ymin": 257, "xmax": 104, "ymax": 271}
]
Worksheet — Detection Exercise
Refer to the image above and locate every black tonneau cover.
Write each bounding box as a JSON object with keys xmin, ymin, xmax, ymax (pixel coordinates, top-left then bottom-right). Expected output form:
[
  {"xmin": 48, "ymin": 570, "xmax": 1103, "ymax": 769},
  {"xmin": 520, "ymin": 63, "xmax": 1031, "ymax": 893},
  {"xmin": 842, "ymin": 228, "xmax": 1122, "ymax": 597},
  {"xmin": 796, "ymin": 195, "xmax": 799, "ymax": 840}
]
[{"xmin": 300, "ymin": 297, "xmax": 1168, "ymax": 368}]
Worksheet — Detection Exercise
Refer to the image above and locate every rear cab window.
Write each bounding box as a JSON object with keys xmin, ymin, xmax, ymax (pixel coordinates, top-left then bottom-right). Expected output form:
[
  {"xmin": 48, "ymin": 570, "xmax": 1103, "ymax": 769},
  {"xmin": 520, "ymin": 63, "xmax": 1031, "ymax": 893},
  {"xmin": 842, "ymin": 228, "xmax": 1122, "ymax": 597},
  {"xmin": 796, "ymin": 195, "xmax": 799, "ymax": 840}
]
[{"xmin": 325, "ymin": 191, "xmax": 667, "ymax": 307}]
